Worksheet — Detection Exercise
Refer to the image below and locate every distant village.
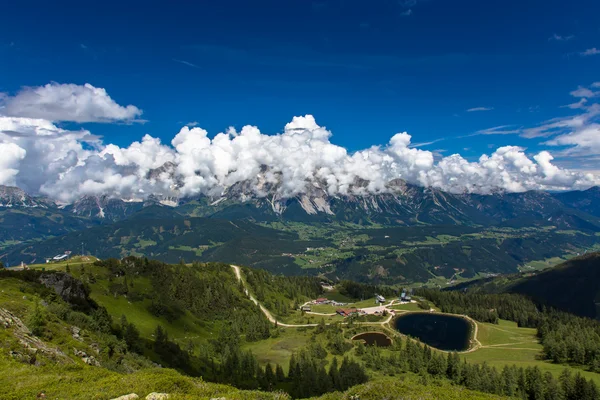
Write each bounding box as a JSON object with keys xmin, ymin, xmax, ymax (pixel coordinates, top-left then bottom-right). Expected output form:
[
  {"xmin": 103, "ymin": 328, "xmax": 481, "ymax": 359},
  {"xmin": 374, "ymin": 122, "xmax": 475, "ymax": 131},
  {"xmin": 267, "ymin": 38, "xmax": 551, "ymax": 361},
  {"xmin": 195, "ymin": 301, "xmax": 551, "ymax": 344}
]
[{"xmin": 301, "ymin": 289, "xmax": 415, "ymax": 318}]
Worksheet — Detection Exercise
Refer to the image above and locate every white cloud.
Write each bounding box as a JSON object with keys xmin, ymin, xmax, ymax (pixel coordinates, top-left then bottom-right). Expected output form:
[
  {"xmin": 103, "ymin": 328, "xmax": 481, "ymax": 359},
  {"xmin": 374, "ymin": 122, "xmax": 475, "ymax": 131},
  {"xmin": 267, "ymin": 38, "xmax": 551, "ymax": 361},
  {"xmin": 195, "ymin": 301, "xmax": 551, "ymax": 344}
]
[
  {"xmin": 173, "ymin": 59, "xmax": 199, "ymax": 68},
  {"xmin": 562, "ymin": 98, "xmax": 588, "ymax": 109},
  {"xmin": 0, "ymin": 82, "xmax": 598, "ymax": 202},
  {"xmin": 581, "ymin": 48, "xmax": 600, "ymax": 56},
  {"xmin": 401, "ymin": 9, "xmax": 413, "ymax": 16},
  {"xmin": 549, "ymin": 34, "xmax": 575, "ymax": 41},
  {"xmin": 0, "ymin": 142, "xmax": 26, "ymax": 185},
  {"xmin": 475, "ymin": 125, "xmax": 523, "ymax": 135},
  {"xmin": 467, "ymin": 107, "xmax": 494, "ymax": 112},
  {"xmin": 0, "ymin": 83, "xmax": 142, "ymax": 123},
  {"xmin": 544, "ymin": 124, "xmax": 600, "ymax": 156},
  {"xmin": 570, "ymin": 86, "xmax": 597, "ymax": 98},
  {"xmin": 1, "ymin": 113, "xmax": 597, "ymax": 202}
]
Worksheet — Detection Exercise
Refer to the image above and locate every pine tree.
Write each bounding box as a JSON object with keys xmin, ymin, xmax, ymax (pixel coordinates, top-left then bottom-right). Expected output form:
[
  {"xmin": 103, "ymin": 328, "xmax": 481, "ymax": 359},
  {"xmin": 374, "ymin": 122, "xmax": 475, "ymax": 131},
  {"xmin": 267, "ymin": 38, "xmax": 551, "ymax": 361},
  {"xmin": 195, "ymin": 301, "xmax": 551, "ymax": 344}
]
[
  {"xmin": 120, "ymin": 314, "xmax": 128, "ymax": 331},
  {"xmin": 288, "ymin": 353, "xmax": 297, "ymax": 380},
  {"xmin": 329, "ymin": 357, "xmax": 341, "ymax": 390},
  {"xmin": 560, "ymin": 369, "xmax": 575, "ymax": 400},
  {"xmin": 275, "ymin": 364, "xmax": 285, "ymax": 382},
  {"xmin": 264, "ymin": 363, "xmax": 275, "ymax": 391},
  {"xmin": 316, "ymin": 317, "xmax": 326, "ymax": 334},
  {"xmin": 256, "ymin": 364, "xmax": 267, "ymax": 390},
  {"xmin": 123, "ymin": 322, "xmax": 141, "ymax": 352},
  {"xmin": 28, "ymin": 301, "xmax": 45, "ymax": 336},
  {"xmin": 154, "ymin": 325, "xmax": 167, "ymax": 346},
  {"xmin": 501, "ymin": 365, "xmax": 517, "ymax": 397},
  {"xmin": 543, "ymin": 371, "xmax": 563, "ymax": 400},
  {"xmin": 317, "ymin": 365, "xmax": 332, "ymax": 394},
  {"xmin": 446, "ymin": 352, "xmax": 462, "ymax": 383}
]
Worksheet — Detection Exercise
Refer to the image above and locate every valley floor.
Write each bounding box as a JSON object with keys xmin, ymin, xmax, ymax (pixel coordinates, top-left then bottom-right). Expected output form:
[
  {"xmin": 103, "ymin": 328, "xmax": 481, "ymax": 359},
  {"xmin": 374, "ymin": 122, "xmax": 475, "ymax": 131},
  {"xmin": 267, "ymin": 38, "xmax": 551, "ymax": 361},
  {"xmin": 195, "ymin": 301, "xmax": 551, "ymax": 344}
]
[{"xmin": 232, "ymin": 264, "xmax": 600, "ymax": 386}]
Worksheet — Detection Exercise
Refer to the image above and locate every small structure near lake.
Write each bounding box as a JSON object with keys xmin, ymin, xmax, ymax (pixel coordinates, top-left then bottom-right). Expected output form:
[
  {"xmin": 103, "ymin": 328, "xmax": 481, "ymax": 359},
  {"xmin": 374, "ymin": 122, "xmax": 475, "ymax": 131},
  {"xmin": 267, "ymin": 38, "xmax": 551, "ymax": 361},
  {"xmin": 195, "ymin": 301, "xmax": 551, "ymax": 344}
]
[{"xmin": 336, "ymin": 308, "xmax": 359, "ymax": 317}]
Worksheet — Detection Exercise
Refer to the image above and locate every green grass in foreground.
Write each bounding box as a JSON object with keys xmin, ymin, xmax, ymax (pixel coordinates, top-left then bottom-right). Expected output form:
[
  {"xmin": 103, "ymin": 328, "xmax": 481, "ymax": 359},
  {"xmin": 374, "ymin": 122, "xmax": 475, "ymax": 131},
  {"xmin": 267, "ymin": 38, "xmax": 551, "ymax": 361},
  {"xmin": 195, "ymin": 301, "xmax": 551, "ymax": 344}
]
[
  {"xmin": 0, "ymin": 354, "xmax": 507, "ymax": 400},
  {"xmin": 464, "ymin": 319, "xmax": 600, "ymax": 385},
  {"xmin": 0, "ymin": 355, "xmax": 285, "ymax": 400}
]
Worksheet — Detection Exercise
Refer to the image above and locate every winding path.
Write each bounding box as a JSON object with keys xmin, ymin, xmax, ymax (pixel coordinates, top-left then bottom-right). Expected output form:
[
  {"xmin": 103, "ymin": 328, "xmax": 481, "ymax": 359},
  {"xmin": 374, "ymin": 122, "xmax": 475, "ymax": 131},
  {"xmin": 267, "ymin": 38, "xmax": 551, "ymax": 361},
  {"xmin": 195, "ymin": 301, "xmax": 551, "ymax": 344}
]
[
  {"xmin": 230, "ymin": 264, "xmax": 480, "ymax": 353},
  {"xmin": 231, "ymin": 264, "xmax": 393, "ymax": 328}
]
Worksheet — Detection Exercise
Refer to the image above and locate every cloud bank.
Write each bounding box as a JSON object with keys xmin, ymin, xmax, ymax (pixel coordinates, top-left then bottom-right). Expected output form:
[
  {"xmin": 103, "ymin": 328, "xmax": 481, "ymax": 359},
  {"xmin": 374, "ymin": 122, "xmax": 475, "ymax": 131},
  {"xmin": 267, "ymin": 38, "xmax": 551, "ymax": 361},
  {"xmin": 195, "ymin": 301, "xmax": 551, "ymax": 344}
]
[
  {"xmin": 0, "ymin": 83, "xmax": 598, "ymax": 203},
  {"xmin": 0, "ymin": 83, "xmax": 142, "ymax": 123}
]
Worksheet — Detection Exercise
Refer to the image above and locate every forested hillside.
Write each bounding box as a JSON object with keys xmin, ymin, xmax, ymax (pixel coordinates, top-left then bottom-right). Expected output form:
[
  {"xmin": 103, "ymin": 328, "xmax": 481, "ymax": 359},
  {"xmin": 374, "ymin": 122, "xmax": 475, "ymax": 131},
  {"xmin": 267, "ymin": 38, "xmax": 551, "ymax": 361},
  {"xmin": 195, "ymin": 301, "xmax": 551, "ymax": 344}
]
[{"xmin": 450, "ymin": 252, "xmax": 600, "ymax": 319}]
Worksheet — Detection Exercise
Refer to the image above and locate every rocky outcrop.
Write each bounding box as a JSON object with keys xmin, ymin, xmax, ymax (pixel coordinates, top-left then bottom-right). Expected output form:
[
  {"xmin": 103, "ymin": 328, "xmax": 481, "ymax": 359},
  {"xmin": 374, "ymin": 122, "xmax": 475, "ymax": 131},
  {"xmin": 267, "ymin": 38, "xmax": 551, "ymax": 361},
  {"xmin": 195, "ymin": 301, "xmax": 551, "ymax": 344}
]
[
  {"xmin": 71, "ymin": 325, "xmax": 83, "ymax": 341},
  {"xmin": 73, "ymin": 348, "xmax": 101, "ymax": 366},
  {"xmin": 38, "ymin": 272, "xmax": 92, "ymax": 310},
  {"xmin": 0, "ymin": 308, "xmax": 71, "ymax": 364}
]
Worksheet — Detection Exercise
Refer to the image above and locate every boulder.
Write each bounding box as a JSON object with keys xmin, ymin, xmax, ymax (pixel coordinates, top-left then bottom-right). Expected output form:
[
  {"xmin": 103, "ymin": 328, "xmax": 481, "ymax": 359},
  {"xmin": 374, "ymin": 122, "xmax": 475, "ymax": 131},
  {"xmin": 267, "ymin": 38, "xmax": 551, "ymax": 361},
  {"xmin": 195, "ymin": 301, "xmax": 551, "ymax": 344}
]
[
  {"xmin": 82, "ymin": 355, "xmax": 101, "ymax": 366},
  {"xmin": 71, "ymin": 326, "xmax": 82, "ymax": 341},
  {"xmin": 110, "ymin": 394, "xmax": 139, "ymax": 400},
  {"xmin": 145, "ymin": 393, "xmax": 169, "ymax": 400}
]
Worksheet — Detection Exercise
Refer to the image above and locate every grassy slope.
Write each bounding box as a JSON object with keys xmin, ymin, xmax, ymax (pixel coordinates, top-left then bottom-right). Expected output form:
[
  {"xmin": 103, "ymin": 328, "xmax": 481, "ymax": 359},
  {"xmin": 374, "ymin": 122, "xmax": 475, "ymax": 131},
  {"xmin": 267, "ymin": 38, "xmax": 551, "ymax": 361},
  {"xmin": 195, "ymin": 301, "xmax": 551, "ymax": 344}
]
[
  {"xmin": 19, "ymin": 260, "xmax": 600, "ymax": 394},
  {"xmin": 464, "ymin": 320, "xmax": 600, "ymax": 385},
  {"xmin": 0, "ymin": 275, "xmax": 503, "ymax": 400},
  {"xmin": 0, "ymin": 355, "xmax": 507, "ymax": 400},
  {"xmin": 26, "ymin": 259, "xmax": 219, "ymax": 348}
]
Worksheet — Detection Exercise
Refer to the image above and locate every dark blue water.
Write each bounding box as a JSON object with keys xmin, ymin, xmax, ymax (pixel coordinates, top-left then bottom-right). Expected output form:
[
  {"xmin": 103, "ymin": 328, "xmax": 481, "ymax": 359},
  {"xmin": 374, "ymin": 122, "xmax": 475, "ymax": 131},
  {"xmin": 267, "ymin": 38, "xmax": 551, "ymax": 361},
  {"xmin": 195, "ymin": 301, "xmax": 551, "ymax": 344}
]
[
  {"xmin": 352, "ymin": 332, "xmax": 392, "ymax": 347},
  {"xmin": 394, "ymin": 313, "xmax": 471, "ymax": 351}
]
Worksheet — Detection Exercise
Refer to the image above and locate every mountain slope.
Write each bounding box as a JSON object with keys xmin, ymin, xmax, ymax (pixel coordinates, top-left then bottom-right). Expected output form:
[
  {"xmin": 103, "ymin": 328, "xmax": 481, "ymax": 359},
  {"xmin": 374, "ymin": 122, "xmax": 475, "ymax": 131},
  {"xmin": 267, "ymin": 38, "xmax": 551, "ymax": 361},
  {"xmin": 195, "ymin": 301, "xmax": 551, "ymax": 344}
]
[
  {"xmin": 0, "ymin": 207, "xmax": 97, "ymax": 253},
  {"xmin": 508, "ymin": 252, "xmax": 600, "ymax": 319},
  {"xmin": 453, "ymin": 252, "xmax": 600, "ymax": 319},
  {"xmin": 554, "ymin": 186, "xmax": 600, "ymax": 218},
  {"xmin": 2, "ymin": 207, "xmax": 328, "ymax": 271}
]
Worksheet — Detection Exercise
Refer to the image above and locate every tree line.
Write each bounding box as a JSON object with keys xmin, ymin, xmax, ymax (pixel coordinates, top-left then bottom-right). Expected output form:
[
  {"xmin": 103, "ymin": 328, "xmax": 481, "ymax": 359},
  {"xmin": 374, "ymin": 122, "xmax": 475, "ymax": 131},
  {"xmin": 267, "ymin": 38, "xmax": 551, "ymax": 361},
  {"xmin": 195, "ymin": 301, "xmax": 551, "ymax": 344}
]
[
  {"xmin": 242, "ymin": 266, "xmax": 324, "ymax": 317},
  {"xmin": 338, "ymin": 280, "xmax": 397, "ymax": 301},
  {"xmin": 358, "ymin": 335, "xmax": 600, "ymax": 400}
]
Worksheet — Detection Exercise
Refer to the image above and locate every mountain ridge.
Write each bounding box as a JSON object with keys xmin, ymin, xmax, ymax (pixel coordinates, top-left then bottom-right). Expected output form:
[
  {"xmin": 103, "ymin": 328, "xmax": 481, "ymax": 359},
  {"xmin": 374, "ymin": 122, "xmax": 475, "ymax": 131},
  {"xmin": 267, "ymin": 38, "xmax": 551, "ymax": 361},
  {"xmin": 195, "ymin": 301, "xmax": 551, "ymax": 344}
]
[{"xmin": 3, "ymin": 183, "xmax": 599, "ymax": 227}]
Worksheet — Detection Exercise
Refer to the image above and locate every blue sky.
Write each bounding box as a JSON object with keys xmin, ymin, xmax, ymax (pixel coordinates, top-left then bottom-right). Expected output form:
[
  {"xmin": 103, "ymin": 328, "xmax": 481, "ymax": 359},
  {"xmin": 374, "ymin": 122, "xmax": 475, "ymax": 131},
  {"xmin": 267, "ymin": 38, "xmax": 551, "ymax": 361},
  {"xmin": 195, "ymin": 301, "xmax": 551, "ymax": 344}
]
[{"xmin": 0, "ymin": 0, "xmax": 599, "ymax": 188}]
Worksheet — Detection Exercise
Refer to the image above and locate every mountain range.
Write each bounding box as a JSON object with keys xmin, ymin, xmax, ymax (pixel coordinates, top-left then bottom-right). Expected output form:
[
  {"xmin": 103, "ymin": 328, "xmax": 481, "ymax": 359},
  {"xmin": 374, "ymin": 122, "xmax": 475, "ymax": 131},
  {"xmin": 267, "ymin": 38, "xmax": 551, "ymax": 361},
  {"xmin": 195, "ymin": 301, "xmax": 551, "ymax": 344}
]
[{"xmin": 1, "ymin": 183, "xmax": 600, "ymax": 283}]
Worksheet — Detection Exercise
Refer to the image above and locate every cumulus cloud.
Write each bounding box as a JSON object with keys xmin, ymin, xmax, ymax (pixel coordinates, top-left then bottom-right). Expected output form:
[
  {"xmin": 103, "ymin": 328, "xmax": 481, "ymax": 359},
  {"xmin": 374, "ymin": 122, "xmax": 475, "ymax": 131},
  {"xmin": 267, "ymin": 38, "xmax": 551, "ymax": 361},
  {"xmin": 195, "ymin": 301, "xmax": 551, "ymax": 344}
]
[
  {"xmin": 0, "ymin": 142, "xmax": 26, "ymax": 185},
  {"xmin": 0, "ymin": 113, "xmax": 597, "ymax": 203},
  {"xmin": 0, "ymin": 83, "xmax": 142, "ymax": 123},
  {"xmin": 0, "ymin": 82, "xmax": 598, "ymax": 202}
]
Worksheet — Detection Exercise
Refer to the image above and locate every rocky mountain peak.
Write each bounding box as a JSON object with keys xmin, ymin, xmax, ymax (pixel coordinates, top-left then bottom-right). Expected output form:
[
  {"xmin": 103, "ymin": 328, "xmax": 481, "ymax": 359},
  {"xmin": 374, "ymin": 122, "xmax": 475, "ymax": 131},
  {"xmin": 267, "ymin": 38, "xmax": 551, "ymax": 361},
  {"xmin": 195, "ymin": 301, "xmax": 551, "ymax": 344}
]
[{"xmin": 0, "ymin": 185, "xmax": 52, "ymax": 208}]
